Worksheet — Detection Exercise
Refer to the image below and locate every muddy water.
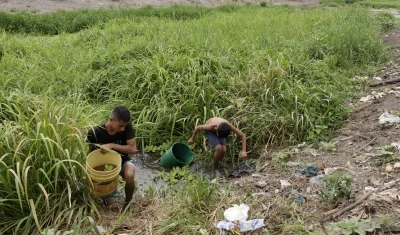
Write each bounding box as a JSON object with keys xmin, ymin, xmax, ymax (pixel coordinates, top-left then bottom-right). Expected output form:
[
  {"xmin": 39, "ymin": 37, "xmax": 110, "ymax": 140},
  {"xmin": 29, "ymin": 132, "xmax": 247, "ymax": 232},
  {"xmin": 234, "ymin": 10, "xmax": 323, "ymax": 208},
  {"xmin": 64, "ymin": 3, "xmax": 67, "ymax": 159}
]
[
  {"xmin": 131, "ymin": 152, "xmax": 215, "ymax": 193},
  {"xmin": 131, "ymin": 152, "xmax": 257, "ymax": 194},
  {"xmin": 130, "ymin": 153, "xmax": 166, "ymax": 193}
]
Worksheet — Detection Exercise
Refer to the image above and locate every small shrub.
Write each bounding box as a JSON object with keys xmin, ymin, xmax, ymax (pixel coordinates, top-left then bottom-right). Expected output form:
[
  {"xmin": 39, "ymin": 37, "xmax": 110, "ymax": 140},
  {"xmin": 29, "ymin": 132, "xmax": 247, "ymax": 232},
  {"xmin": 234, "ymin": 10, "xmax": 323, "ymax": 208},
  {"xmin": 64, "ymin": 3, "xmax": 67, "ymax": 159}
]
[
  {"xmin": 320, "ymin": 172, "xmax": 353, "ymax": 205},
  {"xmin": 374, "ymin": 12, "xmax": 395, "ymax": 32},
  {"xmin": 329, "ymin": 217, "xmax": 380, "ymax": 235}
]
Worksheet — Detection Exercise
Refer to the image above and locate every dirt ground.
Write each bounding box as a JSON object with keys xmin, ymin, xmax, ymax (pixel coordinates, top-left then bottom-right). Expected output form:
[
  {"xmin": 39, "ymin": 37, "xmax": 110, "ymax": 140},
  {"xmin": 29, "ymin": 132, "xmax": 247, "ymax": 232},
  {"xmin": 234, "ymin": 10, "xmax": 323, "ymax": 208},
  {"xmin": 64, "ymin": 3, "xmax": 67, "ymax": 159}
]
[{"xmin": 0, "ymin": 0, "xmax": 319, "ymax": 13}]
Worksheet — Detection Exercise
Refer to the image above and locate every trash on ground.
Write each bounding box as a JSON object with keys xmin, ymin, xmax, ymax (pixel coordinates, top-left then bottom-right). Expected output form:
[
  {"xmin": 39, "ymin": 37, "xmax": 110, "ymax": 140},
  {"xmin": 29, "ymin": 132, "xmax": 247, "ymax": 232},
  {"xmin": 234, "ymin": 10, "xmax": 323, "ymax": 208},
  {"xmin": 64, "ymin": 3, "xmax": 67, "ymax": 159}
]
[
  {"xmin": 290, "ymin": 189, "xmax": 305, "ymax": 204},
  {"xmin": 255, "ymin": 180, "xmax": 268, "ymax": 189},
  {"xmin": 359, "ymin": 91, "xmax": 385, "ymax": 102},
  {"xmin": 217, "ymin": 219, "xmax": 265, "ymax": 233},
  {"xmin": 224, "ymin": 204, "xmax": 249, "ymax": 222},
  {"xmin": 218, "ymin": 204, "xmax": 265, "ymax": 232},
  {"xmin": 239, "ymin": 219, "xmax": 265, "ymax": 232},
  {"xmin": 310, "ymin": 175, "xmax": 324, "ymax": 185},
  {"xmin": 229, "ymin": 161, "xmax": 256, "ymax": 178},
  {"xmin": 364, "ymin": 186, "xmax": 377, "ymax": 192},
  {"xmin": 389, "ymin": 90, "xmax": 400, "ymax": 97},
  {"xmin": 393, "ymin": 162, "xmax": 400, "ymax": 169},
  {"xmin": 379, "ymin": 112, "xmax": 400, "ymax": 124},
  {"xmin": 280, "ymin": 180, "xmax": 292, "ymax": 189},
  {"xmin": 216, "ymin": 221, "xmax": 236, "ymax": 230},
  {"xmin": 391, "ymin": 142, "xmax": 400, "ymax": 150},
  {"xmin": 295, "ymin": 163, "xmax": 318, "ymax": 177}
]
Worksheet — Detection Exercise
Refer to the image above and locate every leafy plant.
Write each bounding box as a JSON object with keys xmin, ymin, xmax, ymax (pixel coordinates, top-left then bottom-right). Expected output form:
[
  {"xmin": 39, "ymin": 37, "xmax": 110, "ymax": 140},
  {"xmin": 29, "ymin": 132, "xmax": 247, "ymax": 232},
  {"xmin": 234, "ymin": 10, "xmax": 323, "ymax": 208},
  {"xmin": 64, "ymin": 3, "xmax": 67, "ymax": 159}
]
[
  {"xmin": 320, "ymin": 172, "xmax": 353, "ymax": 205},
  {"xmin": 320, "ymin": 141, "xmax": 337, "ymax": 151},
  {"xmin": 329, "ymin": 217, "xmax": 380, "ymax": 235},
  {"xmin": 156, "ymin": 166, "xmax": 194, "ymax": 184},
  {"xmin": 376, "ymin": 145, "xmax": 398, "ymax": 165},
  {"xmin": 272, "ymin": 149, "xmax": 295, "ymax": 166}
]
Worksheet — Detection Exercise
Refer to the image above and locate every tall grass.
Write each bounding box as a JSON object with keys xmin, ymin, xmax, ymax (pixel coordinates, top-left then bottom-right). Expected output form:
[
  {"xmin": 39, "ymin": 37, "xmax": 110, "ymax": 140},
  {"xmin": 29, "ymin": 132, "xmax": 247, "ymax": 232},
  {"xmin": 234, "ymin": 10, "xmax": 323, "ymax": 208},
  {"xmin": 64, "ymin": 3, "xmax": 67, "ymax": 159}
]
[
  {"xmin": 321, "ymin": 0, "xmax": 400, "ymax": 8},
  {"xmin": 1, "ymin": 6, "xmax": 388, "ymax": 150},
  {"xmin": 0, "ymin": 92, "xmax": 100, "ymax": 234},
  {"xmin": 0, "ymin": 5, "xmax": 238, "ymax": 35},
  {"xmin": 0, "ymin": 6, "xmax": 391, "ymax": 232}
]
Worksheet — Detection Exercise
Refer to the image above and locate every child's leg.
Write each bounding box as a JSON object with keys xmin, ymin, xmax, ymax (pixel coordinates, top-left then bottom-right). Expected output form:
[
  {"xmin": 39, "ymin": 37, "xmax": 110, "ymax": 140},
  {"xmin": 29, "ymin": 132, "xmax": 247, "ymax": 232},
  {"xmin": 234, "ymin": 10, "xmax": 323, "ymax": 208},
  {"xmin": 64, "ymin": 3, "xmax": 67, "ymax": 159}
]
[
  {"xmin": 213, "ymin": 144, "xmax": 227, "ymax": 169},
  {"xmin": 204, "ymin": 131, "xmax": 227, "ymax": 169},
  {"xmin": 120, "ymin": 161, "xmax": 135, "ymax": 210}
]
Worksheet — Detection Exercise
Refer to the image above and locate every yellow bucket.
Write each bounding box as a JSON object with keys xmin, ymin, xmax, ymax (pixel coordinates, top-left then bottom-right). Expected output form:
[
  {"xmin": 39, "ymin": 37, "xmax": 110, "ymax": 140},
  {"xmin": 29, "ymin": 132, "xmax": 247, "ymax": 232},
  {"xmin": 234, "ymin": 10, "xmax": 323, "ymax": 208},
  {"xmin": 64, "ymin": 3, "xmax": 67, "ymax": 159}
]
[{"xmin": 86, "ymin": 149, "xmax": 122, "ymax": 197}]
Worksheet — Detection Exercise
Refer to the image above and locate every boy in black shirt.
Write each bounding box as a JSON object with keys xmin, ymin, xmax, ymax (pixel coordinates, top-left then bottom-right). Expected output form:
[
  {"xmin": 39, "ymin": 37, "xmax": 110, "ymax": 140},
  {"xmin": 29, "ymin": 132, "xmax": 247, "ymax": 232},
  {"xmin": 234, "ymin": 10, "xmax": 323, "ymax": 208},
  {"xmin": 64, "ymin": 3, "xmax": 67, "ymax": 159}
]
[{"xmin": 87, "ymin": 105, "xmax": 137, "ymax": 210}]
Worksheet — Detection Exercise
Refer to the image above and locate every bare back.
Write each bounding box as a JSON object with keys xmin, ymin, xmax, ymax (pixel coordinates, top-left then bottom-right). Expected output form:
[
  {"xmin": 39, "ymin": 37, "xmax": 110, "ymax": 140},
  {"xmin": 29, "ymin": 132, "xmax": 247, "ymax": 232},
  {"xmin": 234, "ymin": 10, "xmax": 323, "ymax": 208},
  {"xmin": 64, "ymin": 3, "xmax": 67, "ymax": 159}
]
[{"xmin": 205, "ymin": 117, "xmax": 229, "ymax": 131}]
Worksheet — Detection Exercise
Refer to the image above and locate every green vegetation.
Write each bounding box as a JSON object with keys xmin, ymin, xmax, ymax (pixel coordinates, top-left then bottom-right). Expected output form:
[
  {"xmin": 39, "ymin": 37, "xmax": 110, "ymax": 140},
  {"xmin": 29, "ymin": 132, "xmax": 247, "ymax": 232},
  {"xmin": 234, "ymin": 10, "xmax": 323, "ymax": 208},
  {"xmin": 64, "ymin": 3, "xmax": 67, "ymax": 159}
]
[
  {"xmin": 0, "ymin": 5, "xmax": 392, "ymax": 234},
  {"xmin": 321, "ymin": 0, "xmax": 400, "ymax": 9},
  {"xmin": 320, "ymin": 172, "xmax": 353, "ymax": 205}
]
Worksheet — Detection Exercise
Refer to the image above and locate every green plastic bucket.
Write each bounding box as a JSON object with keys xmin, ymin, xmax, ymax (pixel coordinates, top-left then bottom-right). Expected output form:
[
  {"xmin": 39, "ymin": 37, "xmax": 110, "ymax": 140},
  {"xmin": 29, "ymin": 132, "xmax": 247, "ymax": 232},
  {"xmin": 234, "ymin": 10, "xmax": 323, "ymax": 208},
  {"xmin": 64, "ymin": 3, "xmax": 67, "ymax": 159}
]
[{"xmin": 160, "ymin": 142, "xmax": 194, "ymax": 167}]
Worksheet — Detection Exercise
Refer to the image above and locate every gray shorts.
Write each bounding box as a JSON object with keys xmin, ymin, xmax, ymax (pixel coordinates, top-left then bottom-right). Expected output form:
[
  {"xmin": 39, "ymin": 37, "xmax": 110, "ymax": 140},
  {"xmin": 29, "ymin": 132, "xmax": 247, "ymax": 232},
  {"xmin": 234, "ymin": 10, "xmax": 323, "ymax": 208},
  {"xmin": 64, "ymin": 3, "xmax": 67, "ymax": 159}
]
[{"xmin": 204, "ymin": 131, "xmax": 226, "ymax": 148}]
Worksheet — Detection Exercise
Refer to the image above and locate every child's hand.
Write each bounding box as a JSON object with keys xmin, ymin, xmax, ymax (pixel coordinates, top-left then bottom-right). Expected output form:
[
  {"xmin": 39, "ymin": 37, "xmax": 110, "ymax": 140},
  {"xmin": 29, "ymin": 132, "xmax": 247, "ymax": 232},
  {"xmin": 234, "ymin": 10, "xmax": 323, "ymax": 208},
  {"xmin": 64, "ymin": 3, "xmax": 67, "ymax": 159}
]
[
  {"xmin": 240, "ymin": 151, "xmax": 247, "ymax": 158},
  {"xmin": 100, "ymin": 144, "xmax": 113, "ymax": 154},
  {"xmin": 187, "ymin": 138, "xmax": 194, "ymax": 144}
]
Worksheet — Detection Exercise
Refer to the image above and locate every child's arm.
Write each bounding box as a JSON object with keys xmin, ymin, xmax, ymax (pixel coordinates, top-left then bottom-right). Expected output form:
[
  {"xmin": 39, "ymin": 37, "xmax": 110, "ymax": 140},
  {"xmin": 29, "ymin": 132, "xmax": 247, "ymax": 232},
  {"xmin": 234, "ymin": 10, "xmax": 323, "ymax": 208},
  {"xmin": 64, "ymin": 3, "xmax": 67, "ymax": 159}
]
[
  {"xmin": 229, "ymin": 125, "xmax": 247, "ymax": 158},
  {"xmin": 188, "ymin": 124, "xmax": 210, "ymax": 144}
]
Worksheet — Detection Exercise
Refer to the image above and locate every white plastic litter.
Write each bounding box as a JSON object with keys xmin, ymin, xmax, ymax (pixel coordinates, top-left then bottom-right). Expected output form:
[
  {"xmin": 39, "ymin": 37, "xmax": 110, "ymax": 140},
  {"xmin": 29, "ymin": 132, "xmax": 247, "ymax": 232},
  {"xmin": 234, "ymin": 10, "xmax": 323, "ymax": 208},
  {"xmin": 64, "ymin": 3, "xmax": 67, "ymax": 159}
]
[
  {"xmin": 359, "ymin": 91, "xmax": 385, "ymax": 102},
  {"xmin": 216, "ymin": 221, "xmax": 235, "ymax": 230},
  {"xmin": 216, "ymin": 219, "xmax": 265, "ymax": 232},
  {"xmin": 379, "ymin": 112, "xmax": 400, "ymax": 124},
  {"xmin": 224, "ymin": 204, "xmax": 249, "ymax": 222},
  {"xmin": 280, "ymin": 180, "xmax": 292, "ymax": 189},
  {"xmin": 239, "ymin": 219, "xmax": 265, "ymax": 232},
  {"xmin": 391, "ymin": 142, "xmax": 400, "ymax": 150}
]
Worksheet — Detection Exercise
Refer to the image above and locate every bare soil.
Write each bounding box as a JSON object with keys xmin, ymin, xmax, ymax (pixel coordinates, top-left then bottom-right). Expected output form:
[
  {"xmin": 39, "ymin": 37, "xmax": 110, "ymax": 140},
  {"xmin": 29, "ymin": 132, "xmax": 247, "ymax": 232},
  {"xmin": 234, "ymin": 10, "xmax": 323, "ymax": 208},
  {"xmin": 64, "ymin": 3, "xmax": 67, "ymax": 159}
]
[{"xmin": 0, "ymin": 0, "xmax": 318, "ymax": 13}]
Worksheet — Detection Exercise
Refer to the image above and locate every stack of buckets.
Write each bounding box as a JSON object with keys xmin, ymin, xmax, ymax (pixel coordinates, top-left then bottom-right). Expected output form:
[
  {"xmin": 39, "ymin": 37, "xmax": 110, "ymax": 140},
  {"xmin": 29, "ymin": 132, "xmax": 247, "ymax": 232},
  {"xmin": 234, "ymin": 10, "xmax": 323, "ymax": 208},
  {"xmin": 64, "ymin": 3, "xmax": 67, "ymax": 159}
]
[
  {"xmin": 86, "ymin": 149, "xmax": 121, "ymax": 197},
  {"xmin": 160, "ymin": 142, "xmax": 194, "ymax": 167}
]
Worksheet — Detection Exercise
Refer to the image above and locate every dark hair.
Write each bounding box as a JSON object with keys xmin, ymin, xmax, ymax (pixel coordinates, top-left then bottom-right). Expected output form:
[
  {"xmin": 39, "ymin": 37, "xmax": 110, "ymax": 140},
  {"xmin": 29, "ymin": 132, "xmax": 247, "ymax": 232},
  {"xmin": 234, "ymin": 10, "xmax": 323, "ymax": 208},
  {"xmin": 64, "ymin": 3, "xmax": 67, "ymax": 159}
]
[
  {"xmin": 111, "ymin": 105, "xmax": 131, "ymax": 123},
  {"xmin": 217, "ymin": 122, "xmax": 231, "ymax": 138}
]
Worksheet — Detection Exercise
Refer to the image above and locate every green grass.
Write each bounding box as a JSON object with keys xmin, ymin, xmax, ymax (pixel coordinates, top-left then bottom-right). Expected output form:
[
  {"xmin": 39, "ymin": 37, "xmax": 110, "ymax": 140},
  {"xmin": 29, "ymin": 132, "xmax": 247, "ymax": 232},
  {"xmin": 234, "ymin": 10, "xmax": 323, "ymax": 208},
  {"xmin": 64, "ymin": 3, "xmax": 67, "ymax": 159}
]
[
  {"xmin": 321, "ymin": 0, "xmax": 400, "ymax": 9},
  {"xmin": 0, "ymin": 5, "xmax": 237, "ymax": 35},
  {"xmin": 0, "ymin": 6, "xmax": 390, "ymax": 150},
  {"xmin": 0, "ymin": 92, "xmax": 101, "ymax": 234},
  {"xmin": 359, "ymin": 0, "xmax": 400, "ymax": 9},
  {"xmin": 0, "ymin": 5, "xmax": 393, "ymax": 233}
]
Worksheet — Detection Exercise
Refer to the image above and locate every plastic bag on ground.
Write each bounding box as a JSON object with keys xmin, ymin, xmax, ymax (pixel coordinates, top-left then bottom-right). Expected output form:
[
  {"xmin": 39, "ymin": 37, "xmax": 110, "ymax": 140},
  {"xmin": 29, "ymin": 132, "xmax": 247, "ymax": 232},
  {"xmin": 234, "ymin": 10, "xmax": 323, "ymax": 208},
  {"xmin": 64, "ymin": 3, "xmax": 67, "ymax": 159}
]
[
  {"xmin": 295, "ymin": 163, "xmax": 318, "ymax": 177},
  {"xmin": 224, "ymin": 204, "xmax": 249, "ymax": 221},
  {"xmin": 239, "ymin": 219, "xmax": 265, "ymax": 232},
  {"xmin": 216, "ymin": 219, "xmax": 265, "ymax": 232},
  {"xmin": 379, "ymin": 112, "xmax": 400, "ymax": 124}
]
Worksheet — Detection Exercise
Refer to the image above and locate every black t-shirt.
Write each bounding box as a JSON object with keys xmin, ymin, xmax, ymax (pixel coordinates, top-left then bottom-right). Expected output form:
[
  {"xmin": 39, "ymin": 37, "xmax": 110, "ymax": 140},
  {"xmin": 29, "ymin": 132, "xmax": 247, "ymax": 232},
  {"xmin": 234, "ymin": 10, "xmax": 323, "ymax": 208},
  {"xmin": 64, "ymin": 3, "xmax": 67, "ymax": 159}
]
[{"xmin": 86, "ymin": 123, "xmax": 135, "ymax": 162}]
